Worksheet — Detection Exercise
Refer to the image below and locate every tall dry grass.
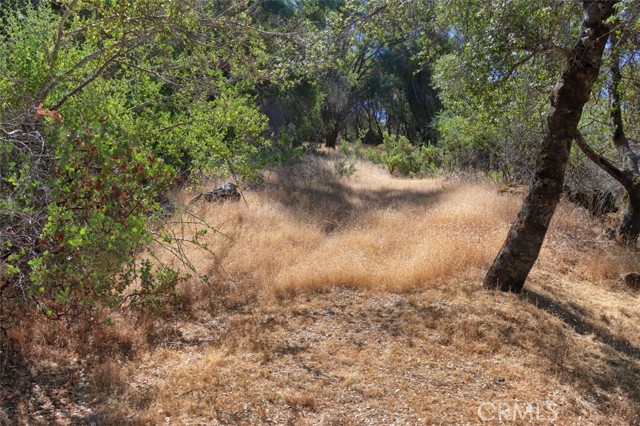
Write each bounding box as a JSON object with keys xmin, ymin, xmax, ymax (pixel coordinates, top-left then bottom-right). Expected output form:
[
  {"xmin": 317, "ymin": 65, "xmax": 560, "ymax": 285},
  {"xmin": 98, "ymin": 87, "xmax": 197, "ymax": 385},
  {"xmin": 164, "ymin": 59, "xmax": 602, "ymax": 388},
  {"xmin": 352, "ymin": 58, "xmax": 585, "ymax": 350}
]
[{"xmin": 160, "ymin": 159, "xmax": 528, "ymax": 302}]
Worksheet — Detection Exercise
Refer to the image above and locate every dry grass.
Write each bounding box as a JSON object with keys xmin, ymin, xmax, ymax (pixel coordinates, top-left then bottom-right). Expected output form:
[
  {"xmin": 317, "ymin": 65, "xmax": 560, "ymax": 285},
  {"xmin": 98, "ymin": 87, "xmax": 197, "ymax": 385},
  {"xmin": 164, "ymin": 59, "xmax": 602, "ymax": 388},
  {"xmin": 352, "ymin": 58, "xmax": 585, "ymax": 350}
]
[
  {"xmin": 161, "ymin": 159, "xmax": 520, "ymax": 301},
  {"xmin": 4, "ymin": 155, "xmax": 640, "ymax": 425}
]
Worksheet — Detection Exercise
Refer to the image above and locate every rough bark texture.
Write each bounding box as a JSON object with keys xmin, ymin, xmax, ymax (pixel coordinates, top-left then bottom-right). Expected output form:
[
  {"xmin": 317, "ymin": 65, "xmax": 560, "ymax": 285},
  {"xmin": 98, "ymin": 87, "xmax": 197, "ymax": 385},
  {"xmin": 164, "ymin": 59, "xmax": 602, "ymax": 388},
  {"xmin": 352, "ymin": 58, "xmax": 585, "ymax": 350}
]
[
  {"xmin": 610, "ymin": 45, "xmax": 638, "ymax": 175},
  {"xmin": 484, "ymin": 0, "xmax": 616, "ymax": 292},
  {"xmin": 619, "ymin": 188, "xmax": 640, "ymax": 243},
  {"xmin": 575, "ymin": 131, "xmax": 640, "ymax": 246}
]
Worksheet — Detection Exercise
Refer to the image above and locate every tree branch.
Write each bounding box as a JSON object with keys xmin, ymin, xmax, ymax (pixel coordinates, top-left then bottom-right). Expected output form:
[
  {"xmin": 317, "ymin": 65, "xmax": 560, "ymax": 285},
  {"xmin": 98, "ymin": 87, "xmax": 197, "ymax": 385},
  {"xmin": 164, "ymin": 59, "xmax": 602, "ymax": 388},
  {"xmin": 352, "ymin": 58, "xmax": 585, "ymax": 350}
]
[
  {"xmin": 544, "ymin": 40, "xmax": 572, "ymax": 61},
  {"xmin": 36, "ymin": 0, "xmax": 79, "ymax": 101},
  {"xmin": 50, "ymin": 34, "xmax": 150, "ymax": 110},
  {"xmin": 50, "ymin": 53, "xmax": 122, "ymax": 111},
  {"xmin": 49, "ymin": 0, "xmax": 78, "ymax": 65},
  {"xmin": 38, "ymin": 47, "xmax": 108, "ymax": 101},
  {"xmin": 574, "ymin": 130, "xmax": 632, "ymax": 189}
]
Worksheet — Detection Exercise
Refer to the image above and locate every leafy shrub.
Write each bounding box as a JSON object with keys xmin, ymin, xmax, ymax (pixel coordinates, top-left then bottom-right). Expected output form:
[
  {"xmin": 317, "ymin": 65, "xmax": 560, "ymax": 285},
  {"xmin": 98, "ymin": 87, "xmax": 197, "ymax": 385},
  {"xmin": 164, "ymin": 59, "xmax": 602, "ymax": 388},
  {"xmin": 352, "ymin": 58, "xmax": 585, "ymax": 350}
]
[
  {"xmin": 370, "ymin": 132, "xmax": 448, "ymax": 176},
  {"xmin": 334, "ymin": 139, "xmax": 361, "ymax": 177},
  {"xmin": 2, "ymin": 117, "xmax": 183, "ymax": 318},
  {"xmin": 259, "ymin": 123, "xmax": 306, "ymax": 166},
  {"xmin": 0, "ymin": 1, "xmax": 280, "ymax": 321},
  {"xmin": 0, "ymin": 0, "xmax": 309, "ymax": 327}
]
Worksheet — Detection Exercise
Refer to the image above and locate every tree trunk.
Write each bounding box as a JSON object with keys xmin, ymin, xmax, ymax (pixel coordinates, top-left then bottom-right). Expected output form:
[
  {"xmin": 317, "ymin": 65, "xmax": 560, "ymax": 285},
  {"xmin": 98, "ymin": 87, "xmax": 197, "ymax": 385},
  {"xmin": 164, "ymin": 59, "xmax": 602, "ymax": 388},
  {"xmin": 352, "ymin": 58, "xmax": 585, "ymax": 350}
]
[
  {"xmin": 373, "ymin": 112, "xmax": 384, "ymax": 141},
  {"xmin": 609, "ymin": 36, "xmax": 640, "ymax": 244},
  {"xmin": 577, "ymin": 136, "xmax": 640, "ymax": 242},
  {"xmin": 619, "ymin": 188, "xmax": 640, "ymax": 243},
  {"xmin": 484, "ymin": 0, "xmax": 616, "ymax": 292},
  {"xmin": 574, "ymin": 132, "xmax": 640, "ymax": 243},
  {"xmin": 324, "ymin": 124, "xmax": 340, "ymax": 148},
  {"xmin": 324, "ymin": 111, "xmax": 347, "ymax": 148}
]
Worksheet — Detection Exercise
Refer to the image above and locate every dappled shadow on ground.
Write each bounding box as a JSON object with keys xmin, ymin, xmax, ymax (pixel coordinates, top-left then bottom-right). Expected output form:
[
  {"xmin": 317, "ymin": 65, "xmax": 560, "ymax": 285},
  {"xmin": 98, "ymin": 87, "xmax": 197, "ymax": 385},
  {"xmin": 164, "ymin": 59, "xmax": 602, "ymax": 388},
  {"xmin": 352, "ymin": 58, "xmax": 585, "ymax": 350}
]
[
  {"xmin": 523, "ymin": 289, "xmax": 640, "ymax": 421},
  {"xmin": 0, "ymin": 330, "xmax": 150, "ymax": 426},
  {"xmin": 262, "ymin": 157, "xmax": 450, "ymax": 232},
  {"xmin": 523, "ymin": 290, "xmax": 640, "ymax": 358}
]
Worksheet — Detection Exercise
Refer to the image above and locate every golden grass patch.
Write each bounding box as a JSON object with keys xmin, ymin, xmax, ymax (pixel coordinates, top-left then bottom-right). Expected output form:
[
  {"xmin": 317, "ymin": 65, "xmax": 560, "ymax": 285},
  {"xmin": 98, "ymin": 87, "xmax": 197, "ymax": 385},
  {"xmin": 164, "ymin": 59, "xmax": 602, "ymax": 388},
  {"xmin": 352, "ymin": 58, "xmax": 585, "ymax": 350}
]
[{"xmin": 160, "ymin": 159, "xmax": 525, "ymax": 300}]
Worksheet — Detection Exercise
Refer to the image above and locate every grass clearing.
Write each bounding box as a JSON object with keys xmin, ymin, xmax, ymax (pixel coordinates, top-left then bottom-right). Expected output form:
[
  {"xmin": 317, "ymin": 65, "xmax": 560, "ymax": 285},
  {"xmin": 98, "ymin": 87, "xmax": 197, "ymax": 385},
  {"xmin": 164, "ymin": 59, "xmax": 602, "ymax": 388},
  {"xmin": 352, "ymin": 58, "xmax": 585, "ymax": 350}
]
[{"xmin": 3, "ymin": 156, "xmax": 640, "ymax": 425}]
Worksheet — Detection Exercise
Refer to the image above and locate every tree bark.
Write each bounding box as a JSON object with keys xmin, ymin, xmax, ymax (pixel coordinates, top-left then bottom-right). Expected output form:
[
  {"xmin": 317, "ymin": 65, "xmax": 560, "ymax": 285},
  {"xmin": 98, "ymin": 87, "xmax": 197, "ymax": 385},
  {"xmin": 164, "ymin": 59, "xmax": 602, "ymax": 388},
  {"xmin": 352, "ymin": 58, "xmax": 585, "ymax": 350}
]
[
  {"xmin": 324, "ymin": 108, "xmax": 347, "ymax": 148},
  {"xmin": 610, "ymin": 38, "xmax": 638, "ymax": 176},
  {"xmin": 324, "ymin": 121, "xmax": 341, "ymax": 148},
  {"xmin": 484, "ymin": 0, "xmax": 617, "ymax": 292},
  {"xmin": 619, "ymin": 188, "xmax": 640, "ymax": 243},
  {"xmin": 574, "ymin": 133, "xmax": 640, "ymax": 246},
  {"xmin": 609, "ymin": 37, "xmax": 640, "ymax": 244}
]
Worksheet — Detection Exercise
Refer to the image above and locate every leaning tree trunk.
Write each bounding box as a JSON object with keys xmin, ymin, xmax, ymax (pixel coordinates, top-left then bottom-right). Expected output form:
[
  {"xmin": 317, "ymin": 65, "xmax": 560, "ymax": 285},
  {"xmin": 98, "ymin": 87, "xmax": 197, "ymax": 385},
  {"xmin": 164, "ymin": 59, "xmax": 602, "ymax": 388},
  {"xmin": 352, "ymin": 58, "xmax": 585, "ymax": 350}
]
[
  {"xmin": 573, "ymin": 131, "xmax": 640, "ymax": 246},
  {"xmin": 484, "ymin": 0, "xmax": 617, "ymax": 292},
  {"xmin": 619, "ymin": 187, "xmax": 640, "ymax": 244}
]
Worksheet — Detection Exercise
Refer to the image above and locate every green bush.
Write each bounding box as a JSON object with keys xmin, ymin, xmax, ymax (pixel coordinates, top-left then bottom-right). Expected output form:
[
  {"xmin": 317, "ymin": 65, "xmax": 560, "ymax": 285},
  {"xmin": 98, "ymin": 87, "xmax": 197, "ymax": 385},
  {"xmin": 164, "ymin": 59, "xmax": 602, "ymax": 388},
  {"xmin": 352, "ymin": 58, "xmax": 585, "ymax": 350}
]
[
  {"xmin": 0, "ymin": 1, "xmax": 280, "ymax": 321},
  {"xmin": 333, "ymin": 139, "xmax": 361, "ymax": 177},
  {"xmin": 372, "ymin": 132, "xmax": 448, "ymax": 176},
  {"xmin": 8, "ymin": 119, "xmax": 181, "ymax": 316}
]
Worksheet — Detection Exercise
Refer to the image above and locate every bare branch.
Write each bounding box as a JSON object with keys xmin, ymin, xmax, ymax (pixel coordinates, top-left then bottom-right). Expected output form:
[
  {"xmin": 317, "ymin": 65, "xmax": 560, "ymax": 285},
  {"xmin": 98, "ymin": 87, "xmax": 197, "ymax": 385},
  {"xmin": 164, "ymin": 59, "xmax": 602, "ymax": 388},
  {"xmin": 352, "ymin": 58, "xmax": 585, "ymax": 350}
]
[
  {"xmin": 544, "ymin": 40, "xmax": 572, "ymax": 61},
  {"xmin": 36, "ymin": 0, "xmax": 79, "ymax": 101},
  {"xmin": 38, "ymin": 47, "xmax": 109, "ymax": 100},
  {"xmin": 49, "ymin": 0, "xmax": 78, "ymax": 64}
]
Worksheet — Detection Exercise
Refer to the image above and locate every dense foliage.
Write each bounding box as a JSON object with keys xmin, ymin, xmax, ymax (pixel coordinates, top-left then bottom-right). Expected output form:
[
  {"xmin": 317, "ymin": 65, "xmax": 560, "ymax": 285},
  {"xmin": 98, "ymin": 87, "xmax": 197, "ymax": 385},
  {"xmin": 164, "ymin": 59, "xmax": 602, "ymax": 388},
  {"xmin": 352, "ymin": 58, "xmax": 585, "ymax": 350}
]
[{"xmin": 0, "ymin": 0, "xmax": 283, "ymax": 319}]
